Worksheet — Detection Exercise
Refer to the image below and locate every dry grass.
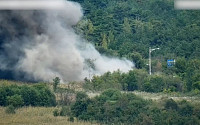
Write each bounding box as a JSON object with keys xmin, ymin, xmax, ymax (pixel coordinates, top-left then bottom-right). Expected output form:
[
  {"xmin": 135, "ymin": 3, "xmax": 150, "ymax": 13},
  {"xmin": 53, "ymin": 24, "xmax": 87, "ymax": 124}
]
[
  {"xmin": 0, "ymin": 107, "xmax": 97, "ymax": 125},
  {"xmin": 0, "ymin": 80, "xmax": 25, "ymax": 86}
]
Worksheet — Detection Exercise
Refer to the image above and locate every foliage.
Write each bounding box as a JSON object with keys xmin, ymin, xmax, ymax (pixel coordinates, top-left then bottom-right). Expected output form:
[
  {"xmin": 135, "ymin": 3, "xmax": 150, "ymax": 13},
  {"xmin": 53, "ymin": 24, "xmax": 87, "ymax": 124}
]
[
  {"xmin": 73, "ymin": 0, "xmax": 200, "ymax": 93},
  {"xmin": 68, "ymin": 116, "xmax": 75, "ymax": 122},
  {"xmin": 70, "ymin": 89, "xmax": 200, "ymax": 124},
  {"xmin": 84, "ymin": 69, "xmax": 184, "ymax": 93},
  {"xmin": 178, "ymin": 100, "xmax": 194, "ymax": 117},
  {"xmin": 53, "ymin": 109, "xmax": 59, "ymax": 117},
  {"xmin": 6, "ymin": 94, "xmax": 24, "ymax": 108},
  {"xmin": 0, "ymin": 83, "xmax": 56, "ymax": 107},
  {"xmin": 53, "ymin": 77, "xmax": 60, "ymax": 92},
  {"xmin": 164, "ymin": 99, "xmax": 178, "ymax": 111},
  {"xmin": 5, "ymin": 105, "xmax": 16, "ymax": 114},
  {"xmin": 60, "ymin": 106, "xmax": 71, "ymax": 116},
  {"xmin": 84, "ymin": 70, "xmax": 122, "ymax": 91}
]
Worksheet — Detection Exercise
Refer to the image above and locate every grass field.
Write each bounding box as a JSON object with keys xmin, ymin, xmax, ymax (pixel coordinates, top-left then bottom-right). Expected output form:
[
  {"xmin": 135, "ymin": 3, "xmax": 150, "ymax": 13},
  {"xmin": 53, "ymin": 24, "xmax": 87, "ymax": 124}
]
[{"xmin": 0, "ymin": 107, "xmax": 97, "ymax": 125}]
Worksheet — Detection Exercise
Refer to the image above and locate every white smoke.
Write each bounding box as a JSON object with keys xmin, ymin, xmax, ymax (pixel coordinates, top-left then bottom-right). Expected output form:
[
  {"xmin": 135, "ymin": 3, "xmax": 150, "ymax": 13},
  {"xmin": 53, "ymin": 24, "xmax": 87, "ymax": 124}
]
[{"xmin": 0, "ymin": 0, "xmax": 134, "ymax": 82}]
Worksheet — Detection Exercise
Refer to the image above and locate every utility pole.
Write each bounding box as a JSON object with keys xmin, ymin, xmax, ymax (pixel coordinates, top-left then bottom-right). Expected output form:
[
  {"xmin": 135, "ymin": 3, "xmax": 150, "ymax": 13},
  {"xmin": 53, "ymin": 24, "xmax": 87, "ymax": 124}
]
[{"xmin": 149, "ymin": 47, "xmax": 160, "ymax": 75}]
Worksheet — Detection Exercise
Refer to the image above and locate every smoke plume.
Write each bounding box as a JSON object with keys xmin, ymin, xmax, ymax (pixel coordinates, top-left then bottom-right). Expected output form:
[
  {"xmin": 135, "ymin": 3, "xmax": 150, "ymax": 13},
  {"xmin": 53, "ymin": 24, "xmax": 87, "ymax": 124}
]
[{"xmin": 0, "ymin": 0, "xmax": 134, "ymax": 82}]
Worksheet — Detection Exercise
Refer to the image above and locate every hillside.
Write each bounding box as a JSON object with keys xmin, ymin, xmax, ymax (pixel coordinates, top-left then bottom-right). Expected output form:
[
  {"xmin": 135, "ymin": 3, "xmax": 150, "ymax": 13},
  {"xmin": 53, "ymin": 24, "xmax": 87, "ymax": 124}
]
[
  {"xmin": 73, "ymin": 0, "xmax": 200, "ymax": 59},
  {"xmin": 71, "ymin": 0, "xmax": 200, "ymax": 93}
]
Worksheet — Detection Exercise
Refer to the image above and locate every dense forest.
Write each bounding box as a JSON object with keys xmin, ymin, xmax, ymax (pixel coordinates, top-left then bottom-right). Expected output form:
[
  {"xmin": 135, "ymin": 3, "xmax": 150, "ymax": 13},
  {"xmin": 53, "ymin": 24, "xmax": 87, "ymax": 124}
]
[
  {"xmin": 73, "ymin": 0, "xmax": 200, "ymax": 59},
  {"xmin": 70, "ymin": 0, "xmax": 200, "ymax": 93}
]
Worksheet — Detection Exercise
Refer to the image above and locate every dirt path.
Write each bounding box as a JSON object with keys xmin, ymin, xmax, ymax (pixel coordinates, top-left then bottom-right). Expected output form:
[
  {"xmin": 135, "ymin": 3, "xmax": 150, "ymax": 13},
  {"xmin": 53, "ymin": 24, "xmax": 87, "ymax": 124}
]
[{"xmin": 86, "ymin": 91, "xmax": 200, "ymax": 103}]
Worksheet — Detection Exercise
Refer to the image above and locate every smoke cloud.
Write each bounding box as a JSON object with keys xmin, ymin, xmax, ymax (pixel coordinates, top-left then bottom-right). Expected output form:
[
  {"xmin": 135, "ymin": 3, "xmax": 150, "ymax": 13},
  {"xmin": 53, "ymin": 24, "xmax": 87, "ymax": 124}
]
[{"xmin": 0, "ymin": 0, "xmax": 134, "ymax": 82}]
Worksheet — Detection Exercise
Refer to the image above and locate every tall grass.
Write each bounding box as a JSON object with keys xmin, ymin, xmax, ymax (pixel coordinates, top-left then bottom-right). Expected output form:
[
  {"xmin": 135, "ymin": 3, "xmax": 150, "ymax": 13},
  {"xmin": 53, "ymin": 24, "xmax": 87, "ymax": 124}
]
[{"xmin": 0, "ymin": 107, "xmax": 98, "ymax": 125}]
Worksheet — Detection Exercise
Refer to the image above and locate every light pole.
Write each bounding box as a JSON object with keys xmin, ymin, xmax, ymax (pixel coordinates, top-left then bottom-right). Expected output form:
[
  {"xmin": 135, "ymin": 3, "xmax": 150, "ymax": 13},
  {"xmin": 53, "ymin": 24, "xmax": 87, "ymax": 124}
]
[{"xmin": 149, "ymin": 47, "xmax": 160, "ymax": 75}]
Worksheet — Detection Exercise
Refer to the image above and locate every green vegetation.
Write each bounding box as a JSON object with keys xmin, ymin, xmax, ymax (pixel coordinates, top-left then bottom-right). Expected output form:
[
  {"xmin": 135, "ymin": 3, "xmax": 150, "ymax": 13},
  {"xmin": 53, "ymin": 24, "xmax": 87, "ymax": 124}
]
[
  {"xmin": 0, "ymin": 83, "xmax": 56, "ymax": 107},
  {"xmin": 53, "ymin": 77, "xmax": 61, "ymax": 92},
  {"xmin": 69, "ymin": 89, "xmax": 200, "ymax": 124},
  {"xmin": 74, "ymin": 0, "xmax": 200, "ymax": 59},
  {"xmin": 1, "ymin": 0, "xmax": 200, "ymax": 124},
  {"xmin": 5, "ymin": 105, "xmax": 16, "ymax": 114},
  {"xmin": 73, "ymin": 0, "xmax": 200, "ymax": 94},
  {"xmin": 84, "ymin": 69, "xmax": 184, "ymax": 93},
  {"xmin": 68, "ymin": 1, "xmax": 200, "ymax": 123}
]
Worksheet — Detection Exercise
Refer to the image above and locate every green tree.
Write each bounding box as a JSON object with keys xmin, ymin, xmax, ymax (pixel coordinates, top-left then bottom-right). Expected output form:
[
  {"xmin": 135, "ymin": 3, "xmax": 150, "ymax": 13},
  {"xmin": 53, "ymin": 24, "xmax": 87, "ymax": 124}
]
[
  {"xmin": 147, "ymin": 75, "xmax": 165, "ymax": 92},
  {"xmin": 122, "ymin": 70, "xmax": 138, "ymax": 91},
  {"xmin": 53, "ymin": 77, "xmax": 60, "ymax": 92},
  {"xmin": 71, "ymin": 92, "xmax": 89, "ymax": 118},
  {"xmin": 101, "ymin": 33, "xmax": 108, "ymax": 49},
  {"xmin": 175, "ymin": 58, "xmax": 187, "ymax": 76},
  {"xmin": 107, "ymin": 30, "xmax": 115, "ymax": 46},
  {"xmin": 87, "ymin": 19, "xmax": 94, "ymax": 34},
  {"xmin": 20, "ymin": 85, "xmax": 39, "ymax": 106},
  {"xmin": 130, "ymin": 52, "xmax": 145, "ymax": 69},
  {"xmin": 123, "ymin": 17, "xmax": 132, "ymax": 34}
]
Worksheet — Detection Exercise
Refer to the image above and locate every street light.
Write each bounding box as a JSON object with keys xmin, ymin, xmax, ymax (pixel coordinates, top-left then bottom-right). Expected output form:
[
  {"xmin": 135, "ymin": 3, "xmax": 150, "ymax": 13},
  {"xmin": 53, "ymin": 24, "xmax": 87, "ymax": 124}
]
[{"xmin": 149, "ymin": 47, "xmax": 160, "ymax": 75}]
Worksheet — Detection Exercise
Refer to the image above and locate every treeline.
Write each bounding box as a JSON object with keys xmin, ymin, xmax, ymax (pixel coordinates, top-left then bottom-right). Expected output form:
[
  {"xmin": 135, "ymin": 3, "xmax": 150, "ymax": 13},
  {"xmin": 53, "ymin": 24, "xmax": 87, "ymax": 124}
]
[
  {"xmin": 0, "ymin": 83, "xmax": 56, "ymax": 108},
  {"xmin": 84, "ymin": 69, "xmax": 184, "ymax": 93},
  {"xmin": 62, "ymin": 89, "xmax": 200, "ymax": 124},
  {"xmin": 83, "ymin": 57, "xmax": 200, "ymax": 94}
]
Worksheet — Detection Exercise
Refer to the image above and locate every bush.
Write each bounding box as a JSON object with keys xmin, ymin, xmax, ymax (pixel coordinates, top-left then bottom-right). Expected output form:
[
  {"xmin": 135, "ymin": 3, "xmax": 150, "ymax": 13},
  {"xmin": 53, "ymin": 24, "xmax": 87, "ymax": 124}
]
[
  {"xmin": 164, "ymin": 99, "xmax": 178, "ymax": 110},
  {"xmin": 6, "ymin": 94, "xmax": 24, "ymax": 108},
  {"xmin": 178, "ymin": 100, "xmax": 194, "ymax": 117},
  {"xmin": 0, "ymin": 87, "xmax": 7, "ymax": 106},
  {"xmin": 68, "ymin": 116, "xmax": 74, "ymax": 122},
  {"xmin": 33, "ymin": 84, "xmax": 56, "ymax": 106},
  {"xmin": 60, "ymin": 106, "xmax": 70, "ymax": 116},
  {"xmin": 53, "ymin": 109, "xmax": 59, "ymax": 117},
  {"xmin": 100, "ymin": 89, "xmax": 122, "ymax": 101},
  {"xmin": 76, "ymin": 92, "xmax": 88, "ymax": 101},
  {"xmin": 193, "ymin": 81, "xmax": 200, "ymax": 90},
  {"xmin": 145, "ymin": 75, "xmax": 165, "ymax": 92},
  {"xmin": 20, "ymin": 85, "xmax": 39, "ymax": 106},
  {"xmin": 5, "ymin": 105, "xmax": 16, "ymax": 114},
  {"xmin": 0, "ymin": 83, "xmax": 56, "ymax": 107}
]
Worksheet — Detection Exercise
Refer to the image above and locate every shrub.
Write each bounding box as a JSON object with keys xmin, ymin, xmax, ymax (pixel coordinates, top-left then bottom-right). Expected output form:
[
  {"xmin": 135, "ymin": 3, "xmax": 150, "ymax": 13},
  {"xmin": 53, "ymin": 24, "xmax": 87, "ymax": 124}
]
[
  {"xmin": 193, "ymin": 81, "xmax": 200, "ymax": 90},
  {"xmin": 178, "ymin": 100, "xmax": 194, "ymax": 116},
  {"xmin": 60, "ymin": 106, "xmax": 70, "ymax": 116},
  {"xmin": 76, "ymin": 92, "xmax": 88, "ymax": 101},
  {"xmin": 6, "ymin": 94, "xmax": 24, "ymax": 108},
  {"xmin": 20, "ymin": 85, "xmax": 39, "ymax": 106},
  {"xmin": 0, "ymin": 83, "xmax": 56, "ymax": 107},
  {"xmin": 164, "ymin": 99, "xmax": 178, "ymax": 110},
  {"xmin": 53, "ymin": 109, "xmax": 59, "ymax": 117},
  {"xmin": 146, "ymin": 75, "xmax": 165, "ymax": 92},
  {"xmin": 100, "ymin": 89, "xmax": 122, "ymax": 101},
  {"xmin": 68, "ymin": 116, "xmax": 74, "ymax": 122},
  {"xmin": 5, "ymin": 105, "xmax": 16, "ymax": 114},
  {"xmin": 122, "ymin": 70, "xmax": 138, "ymax": 91},
  {"xmin": 0, "ymin": 87, "xmax": 6, "ymax": 106}
]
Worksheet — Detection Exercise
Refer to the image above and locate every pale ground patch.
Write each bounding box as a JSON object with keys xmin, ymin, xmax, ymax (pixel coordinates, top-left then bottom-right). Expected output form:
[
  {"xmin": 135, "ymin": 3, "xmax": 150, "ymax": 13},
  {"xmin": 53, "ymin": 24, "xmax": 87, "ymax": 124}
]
[{"xmin": 86, "ymin": 91, "xmax": 200, "ymax": 103}]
